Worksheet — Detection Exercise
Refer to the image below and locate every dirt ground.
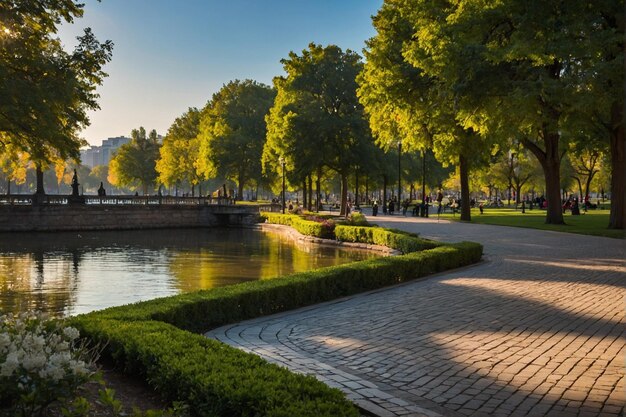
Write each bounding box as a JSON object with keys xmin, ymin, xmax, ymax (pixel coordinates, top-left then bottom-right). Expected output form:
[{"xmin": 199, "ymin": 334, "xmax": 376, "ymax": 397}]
[{"xmin": 48, "ymin": 366, "xmax": 170, "ymax": 416}]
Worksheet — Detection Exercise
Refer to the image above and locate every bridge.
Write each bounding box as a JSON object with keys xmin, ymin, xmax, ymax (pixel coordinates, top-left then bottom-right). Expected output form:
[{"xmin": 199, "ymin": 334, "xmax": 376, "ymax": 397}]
[{"xmin": 0, "ymin": 194, "xmax": 266, "ymax": 232}]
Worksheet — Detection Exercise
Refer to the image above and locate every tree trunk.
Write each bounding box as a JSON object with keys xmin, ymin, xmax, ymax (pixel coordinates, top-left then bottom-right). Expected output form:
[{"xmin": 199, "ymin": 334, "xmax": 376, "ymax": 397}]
[
  {"xmin": 574, "ymin": 177, "xmax": 583, "ymax": 202},
  {"xmin": 35, "ymin": 165, "xmax": 45, "ymax": 195},
  {"xmin": 584, "ymin": 171, "xmax": 595, "ymax": 202},
  {"xmin": 382, "ymin": 175, "xmax": 388, "ymax": 214},
  {"xmin": 237, "ymin": 178, "xmax": 244, "ymax": 201},
  {"xmin": 365, "ymin": 176, "xmax": 369, "ymax": 204},
  {"xmin": 340, "ymin": 174, "xmax": 348, "ymax": 216},
  {"xmin": 301, "ymin": 179, "xmax": 307, "ymax": 209},
  {"xmin": 522, "ymin": 131, "xmax": 565, "ymax": 224},
  {"xmin": 459, "ymin": 154, "xmax": 471, "ymax": 221},
  {"xmin": 422, "ymin": 151, "xmax": 427, "ymax": 204},
  {"xmin": 609, "ymin": 101, "xmax": 625, "ymax": 229},
  {"xmin": 355, "ymin": 172, "xmax": 359, "ymax": 206},
  {"xmin": 7, "ymin": 180, "xmax": 10, "ymax": 195},
  {"xmin": 308, "ymin": 175, "xmax": 313, "ymax": 211},
  {"xmin": 191, "ymin": 184, "xmax": 195, "ymax": 197},
  {"xmin": 316, "ymin": 168, "xmax": 322, "ymax": 212}
]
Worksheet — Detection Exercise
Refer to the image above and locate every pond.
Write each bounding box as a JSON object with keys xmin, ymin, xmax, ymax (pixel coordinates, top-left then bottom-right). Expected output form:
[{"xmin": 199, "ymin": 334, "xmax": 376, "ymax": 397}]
[{"xmin": 0, "ymin": 228, "xmax": 378, "ymax": 317}]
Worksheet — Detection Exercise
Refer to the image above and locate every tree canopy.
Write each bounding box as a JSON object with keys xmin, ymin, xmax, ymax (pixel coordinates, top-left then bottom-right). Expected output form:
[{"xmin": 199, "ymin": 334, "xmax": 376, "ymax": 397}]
[
  {"xmin": 108, "ymin": 127, "xmax": 160, "ymax": 195},
  {"xmin": 359, "ymin": 0, "xmax": 623, "ymax": 227},
  {"xmin": 0, "ymin": 0, "xmax": 113, "ymax": 194},
  {"xmin": 196, "ymin": 80, "xmax": 275, "ymax": 199},
  {"xmin": 265, "ymin": 43, "xmax": 374, "ymax": 215},
  {"xmin": 156, "ymin": 107, "xmax": 202, "ymax": 194}
]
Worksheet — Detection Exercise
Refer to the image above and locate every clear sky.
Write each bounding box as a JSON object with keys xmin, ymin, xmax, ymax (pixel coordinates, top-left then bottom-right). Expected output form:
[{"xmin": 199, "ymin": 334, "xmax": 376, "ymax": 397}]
[{"xmin": 59, "ymin": 0, "xmax": 382, "ymax": 145}]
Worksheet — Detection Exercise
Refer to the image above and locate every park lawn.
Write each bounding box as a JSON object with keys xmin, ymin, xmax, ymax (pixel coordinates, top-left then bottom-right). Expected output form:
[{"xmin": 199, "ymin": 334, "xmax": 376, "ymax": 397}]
[{"xmin": 439, "ymin": 207, "xmax": 624, "ymax": 239}]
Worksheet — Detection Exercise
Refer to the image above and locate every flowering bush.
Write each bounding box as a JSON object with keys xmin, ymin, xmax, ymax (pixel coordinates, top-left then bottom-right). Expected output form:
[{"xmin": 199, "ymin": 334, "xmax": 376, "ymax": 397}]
[
  {"xmin": 0, "ymin": 311, "xmax": 97, "ymax": 416},
  {"xmin": 303, "ymin": 215, "xmax": 336, "ymax": 238}
]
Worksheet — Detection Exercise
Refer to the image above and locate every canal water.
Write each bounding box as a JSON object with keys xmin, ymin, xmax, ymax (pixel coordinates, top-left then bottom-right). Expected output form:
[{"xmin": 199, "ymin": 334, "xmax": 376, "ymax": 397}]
[{"xmin": 0, "ymin": 228, "xmax": 377, "ymax": 317}]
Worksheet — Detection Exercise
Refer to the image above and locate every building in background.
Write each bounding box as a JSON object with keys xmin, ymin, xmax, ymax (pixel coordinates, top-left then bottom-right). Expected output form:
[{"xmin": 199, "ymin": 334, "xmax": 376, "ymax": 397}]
[{"xmin": 80, "ymin": 136, "xmax": 131, "ymax": 168}]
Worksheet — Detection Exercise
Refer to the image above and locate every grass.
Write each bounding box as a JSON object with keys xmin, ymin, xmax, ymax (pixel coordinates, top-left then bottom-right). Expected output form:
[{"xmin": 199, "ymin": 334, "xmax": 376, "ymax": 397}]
[{"xmin": 438, "ymin": 207, "xmax": 624, "ymax": 239}]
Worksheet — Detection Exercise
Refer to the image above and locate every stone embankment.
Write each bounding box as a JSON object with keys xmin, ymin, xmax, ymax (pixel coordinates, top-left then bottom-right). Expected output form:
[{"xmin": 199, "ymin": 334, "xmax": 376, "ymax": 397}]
[{"xmin": 0, "ymin": 204, "xmax": 259, "ymax": 232}]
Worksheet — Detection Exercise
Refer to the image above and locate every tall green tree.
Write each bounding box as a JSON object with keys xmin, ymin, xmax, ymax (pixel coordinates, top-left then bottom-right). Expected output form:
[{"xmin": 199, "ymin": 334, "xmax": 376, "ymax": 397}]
[
  {"xmin": 358, "ymin": 2, "xmax": 493, "ymax": 221},
  {"xmin": 0, "ymin": 1, "xmax": 113, "ymax": 197},
  {"xmin": 400, "ymin": 0, "xmax": 622, "ymax": 226},
  {"xmin": 196, "ymin": 80, "xmax": 275, "ymax": 199},
  {"xmin": 265, "ymin": 43, "xmax": 374, "ymax": 215},
  {"xmin": 568, "ymin": 1, "xmax": 624, "ymax": 228},
  {"xmin": 108, "ymin": 127, "xmax": 160, "ymax": 195},
  {"xmin": 156, "ymin": 107, "xmax": 202, "ymax": 195}
]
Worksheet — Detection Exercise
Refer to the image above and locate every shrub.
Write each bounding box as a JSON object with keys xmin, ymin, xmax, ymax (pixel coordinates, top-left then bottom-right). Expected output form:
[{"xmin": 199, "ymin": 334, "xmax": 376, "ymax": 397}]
[
  {"xmin": 0, "ymin": 312, "xmax": 97, "ymax": 416},
  {"xmin": 262, "ymin": 212, "xmax": 335, "ymax": 239},
  {"xmin": 334, "ymin": 225, "xmax": 441, "ymax": 253},
  {"xmin": 345, "ymin": 211, "xmax": 369, "ymax": 226},
  {"xmin": 71, "ymin": 319, "xmax": 358, "ymax": 417}
]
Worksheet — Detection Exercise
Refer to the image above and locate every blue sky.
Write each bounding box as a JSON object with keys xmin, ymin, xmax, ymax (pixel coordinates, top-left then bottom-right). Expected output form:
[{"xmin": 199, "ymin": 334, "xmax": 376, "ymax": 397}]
[{"xmin": 59, "ymin": 0, "xmax": 382, "ymax": 145}]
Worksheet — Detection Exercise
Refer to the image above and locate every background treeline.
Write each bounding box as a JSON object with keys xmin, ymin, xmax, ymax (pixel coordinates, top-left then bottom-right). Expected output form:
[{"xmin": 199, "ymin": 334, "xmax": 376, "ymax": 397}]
[{"xmin": 0, "ymin": 1, "xmax": 622, "ymax": 228}]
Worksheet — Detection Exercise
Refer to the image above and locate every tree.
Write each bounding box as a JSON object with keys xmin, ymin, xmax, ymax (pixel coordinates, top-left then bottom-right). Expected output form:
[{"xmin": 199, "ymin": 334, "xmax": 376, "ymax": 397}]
[
  {"xmin": 572, "ymin": 1, "xmax": 624, "ymax": 228},
  {"xmin": 108, "ymin": 127, "xmax": 160, "ymax": 195},
  {"xmin": 196, "ymin": 80, "xmax": 275, "ymax": 199},
  {"xmin": 0, "ymin": 144, "xmax": 29, "ymax": 194},
  {"xmin": 156, "ymin": 108, "xmax": 202, "ymax": 195},
  {"xmin": 486, "ymin": 142, "xmax": 539, "ymax": 205},
  {"xmin": 266, "ymin": 43, "xmax": 374, "ymax": 215},
  {"xmin": 400, "ymin": 0, "xmax": 623, "ymax": 227},
  {"xmin": 358, "ymin": 2, "xmax": 494, "ymax": 221},
  {"xmin": 88, "ymin": 164, "xmax": 110, "ymax": 192},
  {"xmin": 0, "ymin": 1, "xmax": 113, "ymax": 197}
]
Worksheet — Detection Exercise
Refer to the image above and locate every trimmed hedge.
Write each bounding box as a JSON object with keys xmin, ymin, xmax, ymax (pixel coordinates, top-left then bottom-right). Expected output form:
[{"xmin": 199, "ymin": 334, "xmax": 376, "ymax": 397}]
[
  {"xmin": 335, "ymin": 225, "xmax": 441, "ymax": 253},
  {"xmin": 73, "ymin": 318, "xmax": 357, "ymax": 417},
  {"xmin": 262, "ymin": 212, "xmax": 441, "ymax": 253},
  {"xmin": 261, "ymin": 212, "xmax": 333, "ymax": 238},
  {"xmin": 71, "ymin": 219, "xmax": 483, "ymax": 417}
]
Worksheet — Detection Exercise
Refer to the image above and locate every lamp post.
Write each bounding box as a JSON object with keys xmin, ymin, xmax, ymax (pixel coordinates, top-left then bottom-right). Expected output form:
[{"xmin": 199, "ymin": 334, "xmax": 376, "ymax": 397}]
[
  {"xmin": 279, "ymin": 156, "xmax": 286, "ymax": 214},
  {"xmin": 397, "ymin": 140, "xmax": 402, "ymax": 203}
]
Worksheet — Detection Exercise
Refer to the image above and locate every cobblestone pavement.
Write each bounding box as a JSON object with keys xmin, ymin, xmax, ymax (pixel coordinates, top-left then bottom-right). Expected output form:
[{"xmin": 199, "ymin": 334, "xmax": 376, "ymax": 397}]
[{"xmin": 206, "ymin": 216, "xmax": 625, "ymax": 417}]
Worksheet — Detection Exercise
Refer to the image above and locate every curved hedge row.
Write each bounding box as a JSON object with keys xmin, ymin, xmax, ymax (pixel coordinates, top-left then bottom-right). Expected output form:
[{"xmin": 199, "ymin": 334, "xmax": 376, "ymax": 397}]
[
  {"xmin": 261, "ymin": 212, "xmax": 442, "ymax": 253},
  {"xmin": 334, "ymin": 224, "xmax": 441, "ymax": 253},
  {"xmin": 71, "ymin": 218, "xmax": 483, "ymax": 417},
  {"xmin": 261, "ymin": 212, "xmax": 333, "ymax": 238},
  {"xmin": 74, "ymin": 318, "xmax": 356, "ymax": 417}
]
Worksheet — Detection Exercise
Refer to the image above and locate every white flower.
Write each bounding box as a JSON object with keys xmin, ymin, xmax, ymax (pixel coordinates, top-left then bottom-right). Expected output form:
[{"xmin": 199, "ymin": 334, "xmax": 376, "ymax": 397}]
[
  {"xmin": 1, "ymin": 351, "xmax": 20, "ymax": 377},
  {"xmin": 41, "ymin": 363, "xmax": 65, "ymax": 382},
  {"xmin": 0, "ymin": 332, "xmax": 10, "ymax": 349},
  {"xmin": 69, "ymin": 359, "xmax": 90, "ymax": 376},
  {"xmin": 22, "ymin": 352, "xmax": 47, "ymax": 371},
  {"xmin": 62, "ymin": 327, "xmax": 80, "ymax": 341}
]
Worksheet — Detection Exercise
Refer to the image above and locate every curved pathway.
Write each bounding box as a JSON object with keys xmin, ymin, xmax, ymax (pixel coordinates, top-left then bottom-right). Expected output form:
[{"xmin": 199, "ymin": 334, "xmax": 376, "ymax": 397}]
[{"xmin": 206, "ymin": 216, "xmax": 625, "ymax": 417}]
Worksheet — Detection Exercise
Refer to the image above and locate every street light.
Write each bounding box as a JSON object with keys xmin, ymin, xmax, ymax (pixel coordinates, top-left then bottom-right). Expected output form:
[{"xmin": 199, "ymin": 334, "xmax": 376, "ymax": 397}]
[
  {"xmin": 513, "ymin": 163, "xmax": 524, "ymax": 213},
  {"xmin": 279, "ymin": 156, "xmax": 286, "ymax": 214}
]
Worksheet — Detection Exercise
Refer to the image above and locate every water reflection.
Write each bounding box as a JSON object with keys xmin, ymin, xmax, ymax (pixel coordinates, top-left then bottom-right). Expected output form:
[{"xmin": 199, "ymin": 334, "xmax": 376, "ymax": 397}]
[{"xmin": 0, "ymin": 228, "xmax": 377, "ymax": 317}]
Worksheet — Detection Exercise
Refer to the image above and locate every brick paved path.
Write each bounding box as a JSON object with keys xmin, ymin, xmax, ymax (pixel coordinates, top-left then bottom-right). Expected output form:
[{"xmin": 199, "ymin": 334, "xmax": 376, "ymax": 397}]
[{"xmin": 206, "ymin": 217, "xmax": 625, "ymax": 417}]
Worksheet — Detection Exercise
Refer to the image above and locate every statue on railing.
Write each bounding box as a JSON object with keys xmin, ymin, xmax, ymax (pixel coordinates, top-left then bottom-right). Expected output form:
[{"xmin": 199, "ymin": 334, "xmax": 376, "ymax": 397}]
[
  {"xmin": 71, "ymin": 169, "xmax": 79, "ymax": 196},
  {"xmin": 68, "ymin": 169, "xmax": 85, "ymax": 204},
  {"xmin": 97, "ymin": 182, "xmax": 106, "ymax": 197}
]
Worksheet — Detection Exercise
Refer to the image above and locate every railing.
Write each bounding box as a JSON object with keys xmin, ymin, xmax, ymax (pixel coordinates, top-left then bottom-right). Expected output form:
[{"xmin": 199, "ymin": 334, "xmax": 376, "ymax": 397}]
[
  {"xmin": 0, "ymin": 194, "xmax": 236, "ymax": 206},
  {"xmin": 258, "ymin": 203, "xmax": 283, "ymax": 213}
]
